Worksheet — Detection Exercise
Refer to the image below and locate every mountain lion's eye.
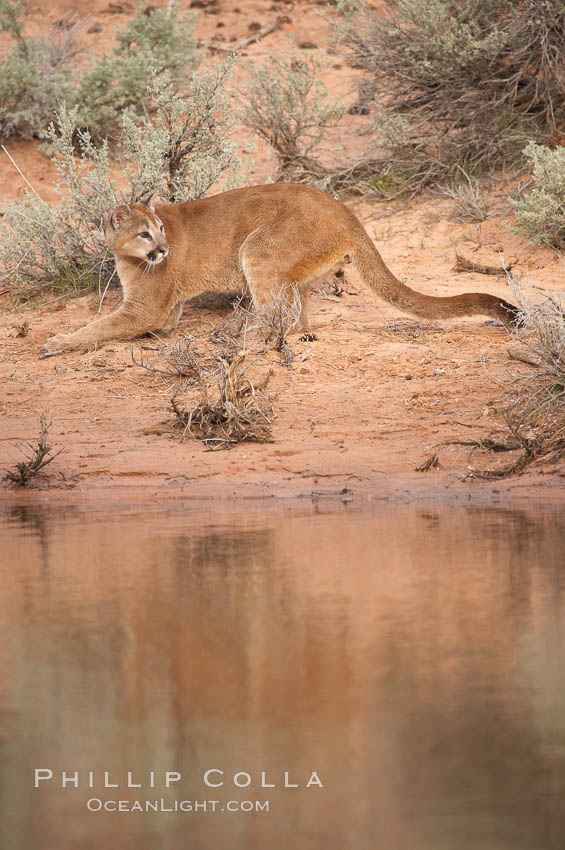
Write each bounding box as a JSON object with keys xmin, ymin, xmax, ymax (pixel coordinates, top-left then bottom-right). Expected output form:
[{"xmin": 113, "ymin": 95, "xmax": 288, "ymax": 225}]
[
  {"xmin": 160, "ymin": 224, "xmax": 165, "ymax": 233},
  {"xmin": 139, "ymin": 231, "xmax": 151, "ymax": 240}
]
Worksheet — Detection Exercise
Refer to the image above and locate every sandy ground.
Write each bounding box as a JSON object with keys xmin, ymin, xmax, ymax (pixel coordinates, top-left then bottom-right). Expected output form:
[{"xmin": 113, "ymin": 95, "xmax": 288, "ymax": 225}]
[{"xmin": 1, "ymin": 0, "xmax": 564, "ymax": 506}]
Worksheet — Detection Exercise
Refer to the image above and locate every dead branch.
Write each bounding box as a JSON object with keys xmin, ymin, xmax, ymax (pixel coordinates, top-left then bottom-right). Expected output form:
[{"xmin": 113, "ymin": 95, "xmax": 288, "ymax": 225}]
[
  {"xmin": 207, "ymin": 19, "xmax": 279, "ymax": 53},
  {"xmin": 453, "ymin": 253, "xmax": 514, "ymax": 276},
  {"xmin": 415, "ymin": 451, "xmax": 440, "ymax": 472},
  {"xmin": 132, "ymin": 337, "xmax": 200, "ymax": 382}
]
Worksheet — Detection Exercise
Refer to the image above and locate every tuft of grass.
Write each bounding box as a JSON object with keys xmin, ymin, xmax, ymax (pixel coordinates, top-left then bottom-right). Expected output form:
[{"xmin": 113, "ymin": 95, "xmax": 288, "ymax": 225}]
[
  {"xmin": 2, "ymin": 412, "xmax": 61, "ymax": 487},
  {"xmin": 253, "ymin": 284, "xmax": 302, "ymax": 351},
  {"xmin": 437, "ymin": 171, "xmax": 488, "ymax": 222}
]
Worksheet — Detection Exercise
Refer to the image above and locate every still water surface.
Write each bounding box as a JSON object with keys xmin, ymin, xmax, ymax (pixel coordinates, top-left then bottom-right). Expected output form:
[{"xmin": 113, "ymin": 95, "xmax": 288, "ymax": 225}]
[{"xmin": 0, "ymin": 502, "xmax": 564, "ymax": 850}]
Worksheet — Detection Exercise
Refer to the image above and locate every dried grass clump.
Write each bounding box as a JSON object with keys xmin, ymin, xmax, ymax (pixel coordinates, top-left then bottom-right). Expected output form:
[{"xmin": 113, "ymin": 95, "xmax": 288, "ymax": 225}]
[
  {"xmin": 2, "ymin": 412, "xmax": 61, "ymax": 487},
  {"xmin": 254, "ymin": 284, "xmax": 302, "ymax": 351},
  {"xmin": 209, "ymin": 294, "xmax": 251, "ymax": 347},
  {"xmin": 209, "ymin": 285, "xmax": 302, "ymax": 368},
  {"xmin": 132, "ymin": 335, "xmax": 202, "ymax": 387},
  {"xmin": 171, "ymin": 351, "xmax": 274, "ymax": 450},
  {"xmin": 488, "ymin": 288, "xmax": 565, "ymax": 476},
  {"xmin": 332, "ymin": 0, "xmax": 565, "ymax": 196}
]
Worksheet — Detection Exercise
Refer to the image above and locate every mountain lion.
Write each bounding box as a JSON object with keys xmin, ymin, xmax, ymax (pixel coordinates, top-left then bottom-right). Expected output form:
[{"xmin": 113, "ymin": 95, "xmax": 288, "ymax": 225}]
[{"xmin": 43, "ymin": 184, "xmax": 517, "ymax": 353}]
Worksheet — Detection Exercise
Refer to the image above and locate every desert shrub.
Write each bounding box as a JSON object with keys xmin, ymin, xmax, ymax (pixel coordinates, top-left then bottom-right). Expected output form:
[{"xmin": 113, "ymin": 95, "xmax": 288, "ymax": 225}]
[
  {"xmin": 0, "ymin": 1, "xmax": 80, "ymax": 140},
  {"xmin": 473, "ymin": 284, "xmax": 565, "ymax": 476},
  {"xmin": 513, "ymin": 142, "xmax": 565, "ymax": 248},
  {"xmin": 332, "ymin": 0, "xmax": 565, "ymax": 196},
  {"xmin": 238, "ymin": 46, "xmax": 346, "ymax": 178},
  {"xmin": 123, "ymin": 59, "xmax": 242, "ymax": 203},
  {"xmin": 1, "ymin": 107, "xmax": 116, "ymax": 295},
  {"xmin": 0, "ymin": 63, "xmax": 243, "ymax": 297},
  {"xmin": 0, "ymin": 0, "xmax": 200, "ymax": 143},
  {"xmin": 75, "ymin": 1, "xmax": 200, "ymax": 141}
]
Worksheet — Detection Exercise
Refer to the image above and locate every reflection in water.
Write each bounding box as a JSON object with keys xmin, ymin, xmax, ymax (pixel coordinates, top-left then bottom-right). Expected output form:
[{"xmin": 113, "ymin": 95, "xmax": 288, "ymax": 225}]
[{"xmin": 0, "ymin": 503, "xmax": 564, "ymax": 850}]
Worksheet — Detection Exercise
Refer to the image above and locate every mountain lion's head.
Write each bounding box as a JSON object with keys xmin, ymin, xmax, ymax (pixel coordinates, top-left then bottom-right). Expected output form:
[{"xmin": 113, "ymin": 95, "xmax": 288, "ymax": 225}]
[{"xmin": 105, "ymin": 196, "xmax": 169, "ymax": 266}]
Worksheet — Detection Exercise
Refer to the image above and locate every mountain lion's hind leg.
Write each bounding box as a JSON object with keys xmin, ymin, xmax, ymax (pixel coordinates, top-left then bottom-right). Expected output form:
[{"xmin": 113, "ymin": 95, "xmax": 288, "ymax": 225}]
[
  {"xmin": 240, "ymin": 225, "xmax": 348, "ymax": 341},
  {"xmin": 244, "ymin": 271, "xmax": 309, "ymax": 337},
  {"xmin": 298, "ymin": 288, "xmax": 312, "ymax": 334},
  {"xmin": 240, "ymin": 241, "xmax": 314, "ymax": 338}
]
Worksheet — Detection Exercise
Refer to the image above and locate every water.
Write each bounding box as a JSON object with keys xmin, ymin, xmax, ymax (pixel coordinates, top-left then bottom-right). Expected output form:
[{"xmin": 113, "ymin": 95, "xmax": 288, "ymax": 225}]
[{"xmin": 0, "ymin": 502, "xmax": 564, "ymax": 850}]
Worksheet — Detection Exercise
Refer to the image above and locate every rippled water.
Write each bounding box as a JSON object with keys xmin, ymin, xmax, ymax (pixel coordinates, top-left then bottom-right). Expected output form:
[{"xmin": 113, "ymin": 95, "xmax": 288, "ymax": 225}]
[{"xmin": 1, "ymin": 502, "xmax": 564, "ymax": 850}]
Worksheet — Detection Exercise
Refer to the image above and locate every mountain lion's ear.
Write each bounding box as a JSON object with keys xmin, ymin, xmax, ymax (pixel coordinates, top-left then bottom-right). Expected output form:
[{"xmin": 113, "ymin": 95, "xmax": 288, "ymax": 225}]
[
  {"xmin": 108, "ymin": 205, "xmax": 132, "ymax": 231},
  {"xmin": 141, "ymin": 190, "xmax": 161, "ymax": 211}
]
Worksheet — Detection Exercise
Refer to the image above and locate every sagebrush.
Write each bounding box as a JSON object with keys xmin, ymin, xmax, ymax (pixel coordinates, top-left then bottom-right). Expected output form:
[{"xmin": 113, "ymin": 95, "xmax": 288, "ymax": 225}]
[
  {"xmin": 494, "ymin": 282, "xmax": 565, "ymax": 475},
  {"xmin": 238, "ymin": 45, "xmax": 346, "ymax": 178},
  {"xmin": 332, "ymin": 0, "xmax": 565, "ymax": 196},
  {"xmin": 417, "ymin": 281, "xmax": 565, "ymax": 477},
  {"xmin": 75, "ymin": 1, "xmax": 200, "ymax": 142},
  {"xmin": 513, "ymin": 142, "xmax": 565, "ymax": 249},
  {"xmin": 0, "ymin": 0, "xmax": 200, "ymax": 142}
]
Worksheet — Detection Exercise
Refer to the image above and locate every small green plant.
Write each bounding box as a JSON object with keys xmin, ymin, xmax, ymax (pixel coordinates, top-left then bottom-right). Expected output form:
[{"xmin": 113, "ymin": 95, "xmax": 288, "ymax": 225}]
[
  {"xmin": 513, "ymin": 142, "xmax": 565, "ymax": 249},
  {"xmin": 0, "ymin": 0, "xmax": 200, "ymax": 143},
  {"xmin": 0, "ymin": 0, "xmax": 80, "ymax": 140},
  {"xmin": 75, "ymin": 1, "xmax": 200, "ymax": 142},
  {"xmin": 0, "ymin": 64, "xmax": 243, "ymax": 298},
  {"xmin": 238, "ymin": 46, "xmax": 346, "ymax": 178}
]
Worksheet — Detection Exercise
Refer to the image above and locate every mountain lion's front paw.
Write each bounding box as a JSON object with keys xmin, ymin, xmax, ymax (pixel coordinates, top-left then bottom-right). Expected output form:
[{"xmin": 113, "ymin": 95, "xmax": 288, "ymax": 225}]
[{"xmin": 41, "ymin": 333, "xmax": 74, "ymax": 356}]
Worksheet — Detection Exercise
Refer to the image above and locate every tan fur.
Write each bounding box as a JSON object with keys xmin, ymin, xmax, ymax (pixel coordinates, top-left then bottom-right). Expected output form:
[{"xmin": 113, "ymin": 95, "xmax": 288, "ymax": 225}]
[{"xmin": 43, "ymin": 184, "xmax": 517, "ymax": 353}]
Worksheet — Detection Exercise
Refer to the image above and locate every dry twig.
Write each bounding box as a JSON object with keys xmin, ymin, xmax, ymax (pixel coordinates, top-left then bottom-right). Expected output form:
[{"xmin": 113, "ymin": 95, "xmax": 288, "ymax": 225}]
[{"xmin": 2, "ymin": 413, "xmax": 62, "ymax": 487}]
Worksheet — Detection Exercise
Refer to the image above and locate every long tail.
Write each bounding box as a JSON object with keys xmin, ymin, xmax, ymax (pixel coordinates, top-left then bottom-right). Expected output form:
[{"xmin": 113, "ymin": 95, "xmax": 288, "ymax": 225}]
[{"xmin": 352, "ymin": 230, "xmax": 519, "ymax": 328}]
